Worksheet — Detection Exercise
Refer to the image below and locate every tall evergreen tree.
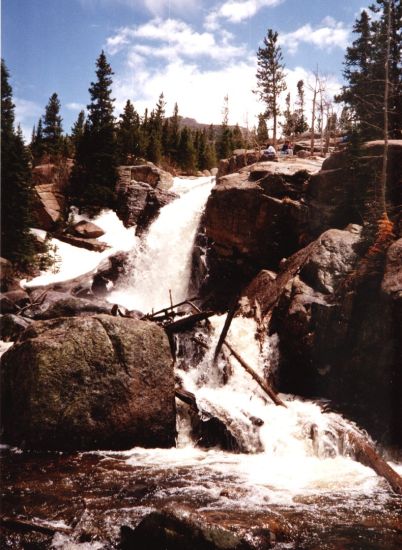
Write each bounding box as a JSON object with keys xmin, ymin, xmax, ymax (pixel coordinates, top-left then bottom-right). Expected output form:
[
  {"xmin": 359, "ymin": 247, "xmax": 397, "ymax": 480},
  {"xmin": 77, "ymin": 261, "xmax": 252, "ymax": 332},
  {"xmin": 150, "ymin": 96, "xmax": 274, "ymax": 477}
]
[
  {"xmin": 30, "ymin": 117, "xmax": 45, "ymax": 164},
  {"xmin": 116, "ymin": 100, "xmax": 140, "ymax": 163},
  {"xmin": 70, "ymin": 51, "xmax": 118, "ymax": 212},
  {"xmin": 1, "ymin": 60, "xmax": 41, "ymax": 269},
  {"xmin": 42, "ymin": 92, "xmax": 63, "ymax": 157},
  {"xmin": 216, "ymin": 94, "xmax": 233, "ymax": 160},
  {"xmin": 295, "ymin": 80, "xmax": 309, "ymax": 135},
  {"xmin": 256, "ymin": 114, "xmax": 268, "ymax": 145},
  {"xmin": 255, "ymin": 29, "xmax": 287, "ymax": 148},
  {"xmin": 178, "ymin": 127, "xmax": 197, "ymax": 173},
  {"xmin": 71, "ymin": 110, "xmax": 85, "ymax": 152},
  {"xmin": 281, "ymin": 92, "xmax": 297, "ymax": 138}
]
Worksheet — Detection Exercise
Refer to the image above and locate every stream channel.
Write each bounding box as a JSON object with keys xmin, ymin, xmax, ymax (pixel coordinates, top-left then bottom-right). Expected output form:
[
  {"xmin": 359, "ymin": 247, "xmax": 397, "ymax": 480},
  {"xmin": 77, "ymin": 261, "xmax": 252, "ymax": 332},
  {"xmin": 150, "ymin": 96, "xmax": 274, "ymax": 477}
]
[{"xmin": 2, "ymin": 176, "xmax": 402, "ymax": 549}]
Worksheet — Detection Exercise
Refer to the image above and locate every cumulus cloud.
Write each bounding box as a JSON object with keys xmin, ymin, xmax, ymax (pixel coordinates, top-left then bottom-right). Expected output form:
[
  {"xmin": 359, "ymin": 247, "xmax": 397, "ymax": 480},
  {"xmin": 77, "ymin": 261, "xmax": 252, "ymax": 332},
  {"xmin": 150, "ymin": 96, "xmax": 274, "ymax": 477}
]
[
  {"xmin": 106, "ymin": 18, "xmax": 246, "ymax": 61},
  {"xmin": 279, "ymin": 18, "xmax": 349, "ymax": 54},
  {"xmin": 205, "ymin": 0, "xmax": 284, "ymax": 30},
  {"xmin": 66, "ymin": 102, "xmax": 86, "ymax": 111}
]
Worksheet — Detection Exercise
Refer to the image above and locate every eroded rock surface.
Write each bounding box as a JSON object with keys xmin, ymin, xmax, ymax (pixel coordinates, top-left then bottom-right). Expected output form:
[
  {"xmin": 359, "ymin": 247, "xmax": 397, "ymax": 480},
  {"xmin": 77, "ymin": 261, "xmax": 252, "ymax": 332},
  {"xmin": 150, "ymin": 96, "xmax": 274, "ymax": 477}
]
[{"xmin": 1, "ymin": 315, "xmax": 175, "ymax": 450}]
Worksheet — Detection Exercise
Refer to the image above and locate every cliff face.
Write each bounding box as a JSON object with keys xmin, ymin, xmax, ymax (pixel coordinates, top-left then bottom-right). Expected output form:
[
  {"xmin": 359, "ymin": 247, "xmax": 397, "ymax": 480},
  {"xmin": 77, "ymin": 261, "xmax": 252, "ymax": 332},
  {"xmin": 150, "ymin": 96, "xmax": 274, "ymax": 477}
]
[{"xmin": 200, "ymin": 140, "xmax": 402, "ymax": 444}]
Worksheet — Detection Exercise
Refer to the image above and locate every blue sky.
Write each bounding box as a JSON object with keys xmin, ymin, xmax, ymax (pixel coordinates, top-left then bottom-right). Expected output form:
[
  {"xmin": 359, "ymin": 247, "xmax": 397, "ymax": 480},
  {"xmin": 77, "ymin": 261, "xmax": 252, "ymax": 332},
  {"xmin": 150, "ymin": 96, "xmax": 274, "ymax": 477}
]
[{"xmin": 2, "ymin": 0, "xmax": 367, "ymax": 139}]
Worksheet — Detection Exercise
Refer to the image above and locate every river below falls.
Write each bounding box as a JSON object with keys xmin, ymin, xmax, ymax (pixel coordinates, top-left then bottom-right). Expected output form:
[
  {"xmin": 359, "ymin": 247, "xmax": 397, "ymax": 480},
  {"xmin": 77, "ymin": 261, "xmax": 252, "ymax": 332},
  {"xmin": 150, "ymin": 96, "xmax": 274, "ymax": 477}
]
[
  {"xmin": 1, "ymin": 445, "xmax": 402, "ymax": 549},
  {"xmin": 3, "ymin": 176, "xmax": 402, "ymax": 548}
]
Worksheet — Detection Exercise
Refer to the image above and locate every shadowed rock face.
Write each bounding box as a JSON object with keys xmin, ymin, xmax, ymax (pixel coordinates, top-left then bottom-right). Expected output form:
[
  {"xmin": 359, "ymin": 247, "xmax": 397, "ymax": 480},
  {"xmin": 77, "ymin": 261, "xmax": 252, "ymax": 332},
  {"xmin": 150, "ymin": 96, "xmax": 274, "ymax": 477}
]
[
  {"xmin": 1, "ymin": 315, "xmax": 176, "ymax": 451},
  {"xmin": 243, "ymin": 228, "xmax": 402, "ymax": 445},
  {"xmin": 116, "ymin": 163, "xmax": 177, "ymax": 233},
  {"xmin": 200, "ymin": 159, "xmax": 321, "ymax": 309}
]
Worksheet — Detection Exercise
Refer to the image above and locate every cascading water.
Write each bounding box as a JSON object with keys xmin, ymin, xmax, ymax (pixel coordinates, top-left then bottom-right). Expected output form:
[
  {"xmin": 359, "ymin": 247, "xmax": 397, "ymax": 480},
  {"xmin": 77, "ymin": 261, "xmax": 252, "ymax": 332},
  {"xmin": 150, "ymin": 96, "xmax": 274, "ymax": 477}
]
[
  {"xmin": 108, "ymin": 176, "xmax": 214, "ymax": 313},
  {"xmin": 4, "ymin": 176, "xmax": 401, "ymax": 549}
]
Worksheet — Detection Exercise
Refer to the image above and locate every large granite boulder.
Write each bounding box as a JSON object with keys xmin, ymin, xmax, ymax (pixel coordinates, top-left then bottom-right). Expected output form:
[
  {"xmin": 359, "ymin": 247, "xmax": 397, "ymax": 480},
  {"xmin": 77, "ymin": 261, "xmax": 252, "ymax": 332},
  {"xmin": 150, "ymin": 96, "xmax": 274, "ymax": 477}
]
[
  {"xmin": 31, "ymin": 161, "xmax": 73, "ymax": 230},
  {"xmin": 200, "ymin": 158, "xmax": 322, "ymax": 308},
  {"xmin": 1, "ymin": 315, "xmax": 175, "ymax": 450},
  {"xmin": 121, "ymin": 510, "xmax": 264, "ymax": 550},
  {"xmin": 307, "ymin": 140, "xmax": 402, "ymax": 237},
  {"xmin": 244, "ymin": 227, "xmax": 401, "ymax": 445},
  {"xmin": 116, "ymin": 163, "xmax": 177, "ymax": 233},
  {"xmin": 71, "ymin": 220, "xmax": 105, "ymax": 239}
]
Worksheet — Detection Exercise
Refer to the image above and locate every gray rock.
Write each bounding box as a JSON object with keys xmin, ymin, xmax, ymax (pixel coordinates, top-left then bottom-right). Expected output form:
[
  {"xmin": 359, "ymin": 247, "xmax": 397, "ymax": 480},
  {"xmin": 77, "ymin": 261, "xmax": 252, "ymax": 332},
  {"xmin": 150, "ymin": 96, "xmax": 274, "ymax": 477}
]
[
  {"xmin": 0, "ymin": 314, "xmax": 33, "ymax": 341},
  {"xmin": 1, "ymin": 315, "xmax": 175, "ymax": 450},
  {"xmin": 71, "ymin": 220, "xmax": 105, "ymax": 239}
]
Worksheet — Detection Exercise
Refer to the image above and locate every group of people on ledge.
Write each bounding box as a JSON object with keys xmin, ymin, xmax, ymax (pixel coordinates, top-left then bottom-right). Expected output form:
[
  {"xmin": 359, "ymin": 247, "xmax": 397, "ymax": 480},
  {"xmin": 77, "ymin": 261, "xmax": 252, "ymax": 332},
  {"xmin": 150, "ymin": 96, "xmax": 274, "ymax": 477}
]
[{"xmin": 262, "ymin": 140, "xmax": 294, "ymax": 160}]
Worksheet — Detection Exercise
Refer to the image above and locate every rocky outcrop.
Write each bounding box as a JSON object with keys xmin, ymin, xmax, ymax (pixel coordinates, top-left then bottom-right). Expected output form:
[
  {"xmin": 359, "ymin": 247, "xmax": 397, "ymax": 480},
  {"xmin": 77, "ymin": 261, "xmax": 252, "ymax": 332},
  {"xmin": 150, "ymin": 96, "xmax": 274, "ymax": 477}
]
[
  {"xmin": 1, "ymin": 315, "xmax": 175, "ymax": 450},
  {"xmin": 70, "ymin": 220, "xmax": 105, "ymax": 239},
  {"xmin": 243, "ymin": 227, "xmax": 401, "ymax": 445},
  {"xmin": 0, "ymin": 314, "xmax": 33, "ymax": 341},
  {"xmin": 216, "ymin": 149, "xmax": 261, "ymax": 179},
  {"xmin": 25, "ymin": 251, "xmax": 129, "ymax": 300},
  {"xmin": 201, "ymin": 158, "xmax": 322, "ymax": 308},
  {"xmin": 116, "ymin": 163, "xmax": 177, "ymax": 233},
  {"xmin": 53, "ymin": 232, "xmax": 109, "ymax": 252},
  {"xmin": 22, "ymin": 290, "xmax": 113, "ymax": 320},
  {"xmin": 120, "ymin": 509, "xmax": 282, "ymax": 550},
  {"xmin": 32, "ymin": 161, "xmax": 73, "ymax": 230},
  {"xmin": 0, "ymin": 289, "xmax": 30, "ymax": 314},
  {"xmin": 307, "ymin": 140, "xmax": 402, "ymax": 237}
]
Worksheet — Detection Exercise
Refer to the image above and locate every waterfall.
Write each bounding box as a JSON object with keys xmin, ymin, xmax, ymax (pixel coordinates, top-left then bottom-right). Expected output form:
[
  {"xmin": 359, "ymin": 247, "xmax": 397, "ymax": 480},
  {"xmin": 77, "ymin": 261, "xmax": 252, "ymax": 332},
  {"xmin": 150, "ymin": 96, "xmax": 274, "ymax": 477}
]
[{"xmin": 108, "ymin": 176, "xmax": 215, "ymax": 314}]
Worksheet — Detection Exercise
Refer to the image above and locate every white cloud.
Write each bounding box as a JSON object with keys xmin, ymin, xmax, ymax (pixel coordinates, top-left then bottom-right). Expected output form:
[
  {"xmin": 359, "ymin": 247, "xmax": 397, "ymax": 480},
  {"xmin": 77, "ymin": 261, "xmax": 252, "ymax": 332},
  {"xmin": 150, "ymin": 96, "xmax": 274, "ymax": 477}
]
[
  {"xmin": 14, "ymin": 98, "xmax": 42, "ymax": 141},
  {"xmin": 205, "ymin": 0, "xmax": 284, "ymax": 30},
  {"xmin": 106, "ymin": 18, "xmax": 246, "ymax": 62},
  {"xmin": 66, "ymin": 102, "xmax": 86, "ymax": 111},
  {"xmin": 279, "ymin": 18, "xmax": 349, "ymax": 54}
]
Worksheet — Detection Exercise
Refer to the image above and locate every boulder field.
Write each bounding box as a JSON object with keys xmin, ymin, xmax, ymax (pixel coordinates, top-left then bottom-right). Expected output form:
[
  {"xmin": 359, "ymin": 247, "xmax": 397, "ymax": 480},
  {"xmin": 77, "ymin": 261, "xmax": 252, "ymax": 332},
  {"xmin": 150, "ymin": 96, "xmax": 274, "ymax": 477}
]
[{"xmin": 1, "ymin": 315, "xmax": 176, "ymax": 451}]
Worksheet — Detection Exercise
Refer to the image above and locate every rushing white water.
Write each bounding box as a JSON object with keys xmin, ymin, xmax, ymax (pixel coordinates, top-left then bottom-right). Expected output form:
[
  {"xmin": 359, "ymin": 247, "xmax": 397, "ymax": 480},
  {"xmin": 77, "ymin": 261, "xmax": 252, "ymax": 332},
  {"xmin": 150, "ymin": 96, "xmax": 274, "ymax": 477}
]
[
  {"xmin": 24, "ymin": 210, "xmax": 137, "ymax": 288},
  {"xmin": 108, "ymin": 176, "xmax": 215, "ymax": 314}
]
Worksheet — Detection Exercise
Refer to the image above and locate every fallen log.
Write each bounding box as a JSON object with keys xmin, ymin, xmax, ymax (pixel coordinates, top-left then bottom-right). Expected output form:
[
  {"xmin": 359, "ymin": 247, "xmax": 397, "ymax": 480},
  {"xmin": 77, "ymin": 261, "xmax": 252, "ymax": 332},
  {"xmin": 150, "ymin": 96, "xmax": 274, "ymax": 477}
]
[
  {"xmin": 146, "ymin": 296, "xmax": 200, "ymax": 319},
  {"xmin": 347, "ymin": 430, "xmax": 402, "ymax": 495},
  {"xmin": 0, "ymin": 516, "xmax": 72, "ymax": 535},
  {"xmin": 223, "ymin": 341, "xmax": 287, "ymax": 408},
  {"xmin": 175, "ymin": 388, "xmax": 198, "ymax": 410},
  {"xmin": 213, "ymin": 293, "xmax": 240, "ymax": 363},
  {"xmin": 165, "ymin": 311, "xmax": 215, "ymax": 333}
]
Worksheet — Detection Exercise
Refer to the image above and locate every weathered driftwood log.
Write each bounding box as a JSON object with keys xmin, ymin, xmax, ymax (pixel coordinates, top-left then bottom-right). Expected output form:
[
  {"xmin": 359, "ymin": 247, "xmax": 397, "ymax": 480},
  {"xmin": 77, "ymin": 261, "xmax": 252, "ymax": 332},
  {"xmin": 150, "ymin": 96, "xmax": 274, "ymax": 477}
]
[
  {"xmin": 223, "ymin": 341, "xmax": 287, "ymax": 408},
  {"xmin": 175, "ymin": 388, "xmax": 198, "ymax": 409},
  {"xmin": 0, "ymin": 517, "xmax": 72, "ymax": 535},
  {"xmin": 213, "ymin": 293, "xmax": 240, "ymax": 362},
  {"xmin": 165, "ymin": 311, "xmax": 215, "ymax": 333},
  {"xmin": 347, "ymin": 430, "xmax": 402, "ymax": 495}
]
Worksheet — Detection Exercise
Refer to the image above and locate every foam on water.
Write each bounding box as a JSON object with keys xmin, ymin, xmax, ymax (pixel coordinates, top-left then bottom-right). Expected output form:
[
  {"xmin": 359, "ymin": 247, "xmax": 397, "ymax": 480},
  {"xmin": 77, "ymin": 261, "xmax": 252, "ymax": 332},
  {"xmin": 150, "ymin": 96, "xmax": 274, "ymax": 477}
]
[
  {"xmin": 107, "ymin": 176, "xmax": 215, "ymax": 313},
  {"xmin": 24, "ymin": 210, "xmax": 137, "ymax": 287}
]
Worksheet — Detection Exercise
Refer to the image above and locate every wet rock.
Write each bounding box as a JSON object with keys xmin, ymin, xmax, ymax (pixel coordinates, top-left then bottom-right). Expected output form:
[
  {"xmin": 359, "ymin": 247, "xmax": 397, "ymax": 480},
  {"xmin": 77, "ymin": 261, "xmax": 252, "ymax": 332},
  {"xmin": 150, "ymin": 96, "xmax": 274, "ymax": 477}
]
[
  {"xmin": 0, "ymin": 258, "xmax": 13, "ymax": 292},
  {"xmin": 0, "ymin": 314, "xmax": 33, "ymax": 341},
  {"xmin": 116, "ymin": 164, "xmax": 177, "ymax": 232},
  {"xmin": 23, "ymin": 290, "xmax": 112, "ymax": 320},
  {"xmin": 382, "ymin": 238, "xmax": 402, "ymax": 297},
  {"xmin": 0, "ymin": 289, "xmax": 30, "ymax": 314},
  {"xmin": 26, "ymin": 251, "xmax": 129, "ymax": 299},
  {"xmin": 70, "ymin": 220, "xmax": 105, "ymax": 239},
  {"xmin": 1, "ymin": 315, "xmax": 175, "ymax": 450},
  {"xmin": 53, "ymin": 233, "xmax": 110, "ymax": 252},
  {"xmin": 116, "ymin": 180, "xmax": 177, "ymax": 233},
  {"xmin": 247, "ymin": 226, "xmax": 402, "ymax": 444},
  {"xmin": 120, "ymin": 510, "xmax": 254, "ymax": 550},
  {"xmin": 202, "ymin": 163, "xmax": 317, "ymax": 308}
]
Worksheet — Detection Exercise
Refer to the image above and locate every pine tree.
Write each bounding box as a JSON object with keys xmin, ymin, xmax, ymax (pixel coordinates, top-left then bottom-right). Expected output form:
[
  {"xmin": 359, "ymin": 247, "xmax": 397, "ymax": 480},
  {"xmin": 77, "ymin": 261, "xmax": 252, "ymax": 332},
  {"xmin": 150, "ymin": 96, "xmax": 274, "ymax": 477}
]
[
  {"xmin": 30, "ymin": 117, "xmax": 45, "ymax": 164},
  {"xmin": 232, "ymin": 124, "xmax": 244, "ymax": 149},
  {"xmin": 71, "ymin": 110, "xmax": 85, "ymax": 152},
  {"xmin": 336, "ymin": 2, "xmax": 401, "ymax": 139},
  {"xmin": 281, "ymin": 92, "xmax": 297, "ymax": 138},
  {"xmin": 70, "ymin": 51, "xmax": 118, "ymax": 212},
  {"xmin": 256, "ymin": 114, "xmax": 268, "ymax": 145},
  {"xmin": 178, "ymin": 127, "xmax": 197, "ymax": 173},
  {"xmin": 216, "ymin": 94, "xmax": 233, "ymax": 160},
  {"xmin": 255, "ymin": 29, "xmax": 287, "ymax": 148},
  {"xmin": 295, "ymin": 80, "xmax": 308, "ymax": 135},
  {"xmin": 116, "ymin": 100, "xmax": 140, "ymax": 164},
  {"xmin": 1, "ymin": 60, "xmax": 42, "ymax": 270},
  {"xmin": 42, "ymin": 92, "xmax": 63, "ymax": 157}
]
